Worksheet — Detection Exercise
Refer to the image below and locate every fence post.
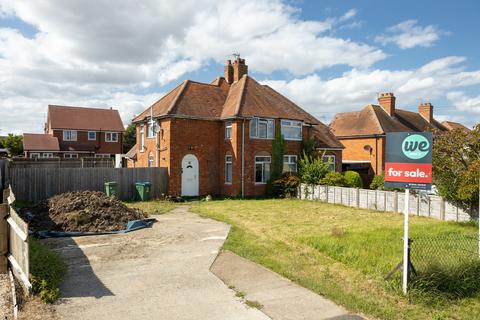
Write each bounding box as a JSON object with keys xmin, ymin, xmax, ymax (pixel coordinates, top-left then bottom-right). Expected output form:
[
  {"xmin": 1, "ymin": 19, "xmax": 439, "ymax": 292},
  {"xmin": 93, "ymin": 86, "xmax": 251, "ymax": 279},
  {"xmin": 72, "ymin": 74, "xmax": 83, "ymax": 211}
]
[
  {"xmin": 356, "ymin": 188, "xmax": 360, "ymax": 208},
  {"xmin": 440, "ymin": 198, "xmax": 446, "ymax": 220},
  {"xmin": 325, "ymin": 186, "xmax": 329, "ymax": 203},
  {"xmin": 416, "ymin": 195, "xmax": 420, "ymax": 216},
  {"xmin": 0, "ymin": 203, "xmax": 7, "ymax": 273},
  {"xmin": 394, "ymin": 191, "xmax": 398, "ymax": 213},
  {"xmin": 427, "ymin": 196, "xmax": 431, "ymax": 217}
]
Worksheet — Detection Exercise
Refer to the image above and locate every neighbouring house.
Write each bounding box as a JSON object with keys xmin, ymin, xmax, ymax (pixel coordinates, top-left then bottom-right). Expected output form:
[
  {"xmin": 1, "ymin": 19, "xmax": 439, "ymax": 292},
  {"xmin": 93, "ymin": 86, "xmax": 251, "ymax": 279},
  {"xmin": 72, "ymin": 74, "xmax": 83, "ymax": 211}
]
[
  {"xmin": 129, "ymin": 57, "xmax": 343, "ymax": 197},
  {"xmin": 23, "ymin": 105, "xmax": 125, "ymax": 159},
  {"xmin": 330, "ymin": 92, "xmax": 455, "ymax": 185},
  {"xmin": 441, "ymin": 121, "xmax": 471, "ymax": 132}
]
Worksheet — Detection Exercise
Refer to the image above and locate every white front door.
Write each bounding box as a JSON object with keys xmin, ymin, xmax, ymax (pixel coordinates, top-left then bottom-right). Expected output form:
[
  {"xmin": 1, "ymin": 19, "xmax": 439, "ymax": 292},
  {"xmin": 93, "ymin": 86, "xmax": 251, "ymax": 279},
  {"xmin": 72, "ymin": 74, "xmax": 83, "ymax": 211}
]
[{"xmin": 181, "ymin": 154, "xmax": 199, "ymax": 196}]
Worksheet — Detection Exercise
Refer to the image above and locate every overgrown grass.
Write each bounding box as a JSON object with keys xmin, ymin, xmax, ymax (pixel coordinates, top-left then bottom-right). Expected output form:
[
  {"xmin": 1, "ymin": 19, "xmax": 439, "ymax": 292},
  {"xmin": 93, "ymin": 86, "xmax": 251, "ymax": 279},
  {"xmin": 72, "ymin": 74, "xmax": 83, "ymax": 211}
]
[
  {"xmin": 191, "ymin": 198, "xmax": 480, "ymax": 320},
  {"xmin": 29, "ymin": 238, "xmax": 66, "ymax": 303},
  {"xmin": 124, "ymin": 199, "xmax": 177, "ymax": 215}
]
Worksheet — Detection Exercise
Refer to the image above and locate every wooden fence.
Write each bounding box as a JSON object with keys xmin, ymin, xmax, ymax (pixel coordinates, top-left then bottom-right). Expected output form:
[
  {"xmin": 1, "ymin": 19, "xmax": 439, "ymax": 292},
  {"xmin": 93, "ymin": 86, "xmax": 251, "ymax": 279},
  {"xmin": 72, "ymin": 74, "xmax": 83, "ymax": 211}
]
[
  {"xmin": 298, "ymin": 184, "xmax": 471, "ymax": 222},
  {"xmin": 10, "ymin": 167, "xmax": 168, "ymax": 202},
  {"xmin": 1, "ymin": 186, "xmax": 31, "ymax": 292}
]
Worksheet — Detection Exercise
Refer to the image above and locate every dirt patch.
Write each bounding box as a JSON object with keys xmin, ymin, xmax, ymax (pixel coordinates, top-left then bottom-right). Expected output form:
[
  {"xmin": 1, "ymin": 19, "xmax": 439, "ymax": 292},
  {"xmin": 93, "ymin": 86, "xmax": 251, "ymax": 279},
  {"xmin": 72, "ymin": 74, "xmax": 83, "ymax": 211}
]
[
  {"xmin": 17, "ymin": 296, "xmax": 58, "ymax": 320},
  {"xmin": 0, "ymin": 273, "xmax": 13, "ymax": 320},
  {"xmin": 21, "ymin": 191, "xmax": 147, "ymax": 232}
]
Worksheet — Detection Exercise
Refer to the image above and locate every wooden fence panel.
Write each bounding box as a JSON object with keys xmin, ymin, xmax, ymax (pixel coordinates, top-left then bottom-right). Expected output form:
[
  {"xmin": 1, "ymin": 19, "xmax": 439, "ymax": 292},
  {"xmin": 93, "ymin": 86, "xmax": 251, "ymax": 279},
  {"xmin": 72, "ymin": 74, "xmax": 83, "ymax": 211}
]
[{"xmin": 9, "ymin": 167, "xmax": 168, "ymax": 202}]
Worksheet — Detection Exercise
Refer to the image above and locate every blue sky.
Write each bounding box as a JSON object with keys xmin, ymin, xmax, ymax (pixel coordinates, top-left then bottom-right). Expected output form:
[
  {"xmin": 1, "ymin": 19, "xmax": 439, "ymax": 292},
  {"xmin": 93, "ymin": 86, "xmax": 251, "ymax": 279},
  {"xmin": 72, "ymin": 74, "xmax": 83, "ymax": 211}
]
[{"xmin": 0, "ymin": 0, "xmax": 479, "ymax": 134}]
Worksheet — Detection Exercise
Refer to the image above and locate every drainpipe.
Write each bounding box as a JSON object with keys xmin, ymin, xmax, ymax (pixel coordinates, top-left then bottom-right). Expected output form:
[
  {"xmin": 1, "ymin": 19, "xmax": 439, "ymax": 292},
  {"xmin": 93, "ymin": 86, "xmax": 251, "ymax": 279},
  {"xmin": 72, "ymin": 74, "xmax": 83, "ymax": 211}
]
[{"xmin": 241, "ymin": 119, "xmax": 245, "ymax": 198}]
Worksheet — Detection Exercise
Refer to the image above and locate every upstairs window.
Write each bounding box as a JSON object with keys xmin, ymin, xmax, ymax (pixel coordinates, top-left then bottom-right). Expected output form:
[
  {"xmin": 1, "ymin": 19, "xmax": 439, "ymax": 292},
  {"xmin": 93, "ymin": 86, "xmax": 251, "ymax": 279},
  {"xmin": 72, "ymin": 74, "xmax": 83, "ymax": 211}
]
[
  {"xmin": 281, "ymin": 120, "xmax": 302, "ymax": 140},
  {"xmin": 63, "ymin": 130, "xmax": 77, "ymax": 141},
  {"xmin": 225, "ymin": 154, "xmax": 233, "ymax": 184},
  {"xmin": 323, "ymin": 155, "xmax": 336, "ymax": 172},
  {"xmin": 106, "ymin": 132, "xmax": 118, "ymax": 143},
  {"xmin": 225, "ymin": 121, "xmax": 232, "ymax": 139},
  {"xmin": 250, "ymin": 117, "xmax": 274, "ymax": 139},
  {"xmin": 283, "ymin": 155, "xmax": 297, "ymax": 173},
  {"xmin": 255, "ymin": 155, "xmax": 271, "ymax": 183},
  {"xmin": 147, "ymin": 120, "xmax": 157, "ymax": 138},
  {"xmin": 88, "ymin": 131, "xmax": 96, "ymax": 141},
  {"xmin": 140, "ymin": 125, "xmax": 145, "ymax": 151}
]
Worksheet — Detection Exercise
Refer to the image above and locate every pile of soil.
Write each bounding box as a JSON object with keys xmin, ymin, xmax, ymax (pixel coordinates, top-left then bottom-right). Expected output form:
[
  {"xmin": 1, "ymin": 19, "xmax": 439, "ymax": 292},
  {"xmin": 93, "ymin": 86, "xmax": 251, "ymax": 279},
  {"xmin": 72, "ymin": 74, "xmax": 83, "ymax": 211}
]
[{"xmin": 22, "ymin": 191, "xmax": 147, "ymax": 232}]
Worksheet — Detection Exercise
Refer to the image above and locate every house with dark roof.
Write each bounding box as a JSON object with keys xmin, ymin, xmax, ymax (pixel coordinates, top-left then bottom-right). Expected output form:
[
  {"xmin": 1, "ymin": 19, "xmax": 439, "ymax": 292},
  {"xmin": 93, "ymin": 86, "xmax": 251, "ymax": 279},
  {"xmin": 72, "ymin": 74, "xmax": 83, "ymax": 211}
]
[
  {"xmin": 23, "ymin": 105, "xmax": 125, "ymax": 159},
  {"xmin": 129, "ymin": 57, "xmax": 343, "ymax": 197},
  {"xmin": 441, "ymin": 120, "xmax": 471, "ymax": 132},
  {"xmin": 330, "ymin": 92, "xmax": 458, "ymax": 185}
]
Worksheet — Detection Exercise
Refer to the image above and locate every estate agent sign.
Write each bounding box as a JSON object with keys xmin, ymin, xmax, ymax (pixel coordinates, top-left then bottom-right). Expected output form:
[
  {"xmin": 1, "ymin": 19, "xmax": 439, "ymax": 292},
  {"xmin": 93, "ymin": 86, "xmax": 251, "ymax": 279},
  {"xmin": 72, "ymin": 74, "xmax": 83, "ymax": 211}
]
[{"xmin": 384, "ymin": 132, "xmax": 433, "ymax": 190}]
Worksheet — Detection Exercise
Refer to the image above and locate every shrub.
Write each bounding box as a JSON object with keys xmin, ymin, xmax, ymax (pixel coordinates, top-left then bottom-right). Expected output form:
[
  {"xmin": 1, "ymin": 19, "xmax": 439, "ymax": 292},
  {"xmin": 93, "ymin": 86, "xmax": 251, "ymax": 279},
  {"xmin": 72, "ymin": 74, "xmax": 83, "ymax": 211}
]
[
  {"xmin": 30, "ymin": 238, "xmax": 66, "ymax": 303},
  {"xmin": 343, "ymin": 171, "xmax": 363, "ymax": 188},
  {"xmin": 320, "ymin": 172, "xmax": 348, "ymax": 187},
  {"xmin": 298, "ymin": 151, "xmax": 331, "ymax": 185},
  {"xmin": 271, "ymin": 173, "xmax": 301, "ymax": 198},
  {"xmin": 370, "ymin": 174, "xmax": 385, "ymax": 190}
]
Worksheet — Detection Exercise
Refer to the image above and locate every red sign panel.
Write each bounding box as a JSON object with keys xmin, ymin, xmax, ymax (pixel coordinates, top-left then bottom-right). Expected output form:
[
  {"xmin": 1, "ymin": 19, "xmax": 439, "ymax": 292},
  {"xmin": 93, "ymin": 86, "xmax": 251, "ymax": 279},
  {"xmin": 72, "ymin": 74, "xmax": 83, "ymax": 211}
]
[{"xmin": 384, "ymin": 163, "xmax": 432, "ymax": 184}]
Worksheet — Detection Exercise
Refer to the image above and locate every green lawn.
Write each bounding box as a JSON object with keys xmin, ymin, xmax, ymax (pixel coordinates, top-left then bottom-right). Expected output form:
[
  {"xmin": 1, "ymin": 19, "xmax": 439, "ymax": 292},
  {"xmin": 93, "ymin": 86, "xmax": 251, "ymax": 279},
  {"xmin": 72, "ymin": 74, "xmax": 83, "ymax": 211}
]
[
  {"xmin": 191, "ymin": 198, "xmax": 480, "ymax": 320},
  {"xmin": 125, "ymin": 199, "xmax": 178, "ymax": 215}
]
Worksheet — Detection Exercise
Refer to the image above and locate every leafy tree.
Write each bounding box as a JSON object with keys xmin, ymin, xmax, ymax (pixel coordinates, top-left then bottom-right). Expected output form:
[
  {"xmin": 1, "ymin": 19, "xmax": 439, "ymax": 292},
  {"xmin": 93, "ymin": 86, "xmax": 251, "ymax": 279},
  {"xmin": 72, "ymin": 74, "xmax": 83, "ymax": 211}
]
[
  {"xmin": 301, "ymin": 137, "xmax": 315, "ymax": 160},
  {"xmin": 320, "ymin": 171, "xmax": 348, "ymax": 187},
  {"xmin": 270, "ymin": 131, "xmax": 285, "ymax": 181},
  {"xmin": 433, "ymin": 125, "xmax": 480, "ymax": 217},
  {"xmin": 3, "ymin": 134, "xmax": 23, "ymax": 157},
  {"xmin": 123, "ymin": 123, "xmax": 136, "ymax": 153},
  {"xmin": 298, "ymin": 151, "xmax": 331, "ymax": 185},
  {"xmin": 344, "ymin": 171, "xmax": 363, "ymax": 188}
]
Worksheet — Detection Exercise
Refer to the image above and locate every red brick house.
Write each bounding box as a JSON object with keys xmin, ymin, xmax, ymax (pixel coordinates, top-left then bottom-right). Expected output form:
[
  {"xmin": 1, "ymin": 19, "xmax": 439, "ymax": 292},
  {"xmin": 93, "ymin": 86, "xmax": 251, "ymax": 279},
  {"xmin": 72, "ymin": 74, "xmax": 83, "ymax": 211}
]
[
  {"xmin": 329, "ymin": 93, "xmax": 456, "ymax": 185},
  {"xmin": 129, "ymin": 58, "xmax": 343, "ymax": 197},
  {"xmin": 23, "ymin": 105, "xmax": 124, "ymax": 159}
]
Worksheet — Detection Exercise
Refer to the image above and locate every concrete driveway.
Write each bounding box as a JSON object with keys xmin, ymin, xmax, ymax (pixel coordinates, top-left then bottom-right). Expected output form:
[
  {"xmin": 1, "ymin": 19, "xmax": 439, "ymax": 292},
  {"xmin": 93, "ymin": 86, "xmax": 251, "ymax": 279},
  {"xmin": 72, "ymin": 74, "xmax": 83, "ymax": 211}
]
[{"xmin": 46, "ymin": 206, "xmax": 269, "ymax": 320}]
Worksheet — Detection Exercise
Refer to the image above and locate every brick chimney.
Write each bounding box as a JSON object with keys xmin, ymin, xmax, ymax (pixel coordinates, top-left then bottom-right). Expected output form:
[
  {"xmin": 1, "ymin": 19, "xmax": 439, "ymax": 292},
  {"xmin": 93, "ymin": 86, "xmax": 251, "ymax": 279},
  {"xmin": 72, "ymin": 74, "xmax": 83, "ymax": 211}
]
[
  {"xmin": 233, "ymin": 57, "xmax": 248, "ymax": 82},
  {"xmin": 418, "ymin": 103, "xmax": 433, "ymax": 123},
  {"xmin": 224, "ymin": 60, "xmax": 234, "ymax": 84},
  {"xmin": 378, "ymin": 92, "xmax": 396, "ymax": 117}
]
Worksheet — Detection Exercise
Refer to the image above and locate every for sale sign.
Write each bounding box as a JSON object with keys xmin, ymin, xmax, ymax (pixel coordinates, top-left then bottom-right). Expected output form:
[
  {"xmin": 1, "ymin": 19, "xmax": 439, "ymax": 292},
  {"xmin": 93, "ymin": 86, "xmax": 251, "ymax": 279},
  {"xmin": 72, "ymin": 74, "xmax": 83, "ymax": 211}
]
[{"xmin": 384, "ymin": 132, "xmax": 433, "ymax": 190}]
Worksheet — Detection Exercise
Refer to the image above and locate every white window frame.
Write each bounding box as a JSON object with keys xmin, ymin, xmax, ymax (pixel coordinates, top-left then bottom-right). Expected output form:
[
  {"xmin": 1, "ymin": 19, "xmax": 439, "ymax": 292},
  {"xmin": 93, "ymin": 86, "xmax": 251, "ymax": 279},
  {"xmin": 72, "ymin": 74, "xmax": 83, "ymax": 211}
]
[
  {"xmin": 88, "ymin": 131, "xmax": 97, "ymax": 141},
  {"xmin": 254, "ymin": 155, "xmax": 271, "ymax": 184},
  {"xmin": 323, "ymin": 155, "xmax": 336, "ymax": 172},
  {"xmin": 140, "ymin": 125, "xmax": 145, "ymax": 152},
  {"xmin": 250, "ymin": 117, "xmax": 274, "ymax": 139},
  {"xmin": 105, "ymin": 132, "xmax": 118, "ymax": 143},
  {"xmin": 283, "ymin": 155, "xmax": 297, "ymax": 173},
  {"xmin": 42, "ymin": 153, "xmax": 53, "ymax": 159},
  {"xmin": 94, "ymin": 154, "xmax": 111, "ymax": 158},
  {"xmin": 225, "ymin": 121, "xmax": 232, "ymax": 140},
  {"xmin": 63, "ymin": 130, "xmax": 77, "ymax": 141},
  {"xmin": 148, "ymin": 152, "xmax": 154, "ymax": 168},
  {"xmin": 225, "ymin": 154, "xmax": 233, "ymax": 184},
  {"xmin": 30, "ymin": 153, "xmax": 40, "ymax": 159},
  {"xmin": 147, "ymin": 120, "xmax": 157, "ymax": 139},
  {"xmin": 64, "ymin": 153, "xmax": 78, "ymax": 159},
  {"xmin": 281, "ymin": 120, "xmax": 303, "ymax": 141}
]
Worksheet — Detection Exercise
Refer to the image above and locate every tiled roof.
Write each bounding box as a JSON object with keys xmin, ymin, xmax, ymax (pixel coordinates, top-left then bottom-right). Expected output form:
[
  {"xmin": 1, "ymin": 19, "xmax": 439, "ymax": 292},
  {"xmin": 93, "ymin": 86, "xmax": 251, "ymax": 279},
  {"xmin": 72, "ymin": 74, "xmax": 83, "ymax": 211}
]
[
  {"xmin": 23, "ymin": 134, "xmax": 60, "ymax": 151},
  {"xmin": 126, "ymin": 144, "xmax": 137, "ymax": 159},
  {"xmin": 441, "ymin": 121, "xmax": 471, "ymax": 132},
  {"xmin": 48, "ymin": 105, "xmax": 125, "ymax": 132},
  {"xmin": 312, "ymin": 123, "xmax": 344, "ymax": 149},
  {"xmin": 395, "ymin": 109, "xmax": 447, "ymax": 132}
]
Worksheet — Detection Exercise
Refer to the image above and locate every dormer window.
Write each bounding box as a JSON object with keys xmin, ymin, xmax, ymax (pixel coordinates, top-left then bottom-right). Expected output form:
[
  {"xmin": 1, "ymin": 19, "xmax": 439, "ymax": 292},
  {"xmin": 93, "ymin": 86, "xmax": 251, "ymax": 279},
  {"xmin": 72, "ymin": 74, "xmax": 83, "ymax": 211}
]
[
  {"xmin": 281, "ymin": 120, "xmax": 302, "ymax": 140},
  {"xmin": 250, "ymin": 117, "xmax": 274, "ymax": 139}
]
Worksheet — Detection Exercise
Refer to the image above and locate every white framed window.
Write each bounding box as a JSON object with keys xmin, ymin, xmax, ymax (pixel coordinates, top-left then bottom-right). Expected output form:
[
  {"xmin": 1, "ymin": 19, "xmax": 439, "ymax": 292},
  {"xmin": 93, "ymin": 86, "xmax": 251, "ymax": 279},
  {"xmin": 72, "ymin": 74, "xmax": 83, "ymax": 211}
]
[
  {"xmin": 323, "ymin": 155, "xmax": 336, "ymax": 171},
  {"xmin": 225, "ymin": 154, "xmax": 233, "ymax": 184},
  {"xmin": 64, "ymin": 153, "xmax": 78, "ymax": 159},
  {"xmin": 281, "ymin": 120, "xmax": 302, "ymax": 140},
  {"xmin": 63, "ymin": 130, "xmax": 77, "ymax": 141},
  {"xmin": 225, "ymin": 121, "xmax": 232, "ymax": 139},
  {"xmin": 140, "ymin": 125, "xmax": 145, "ymax": 151},
  {"xmin": 30, "ymin": 153, "xmax": 40, "ymax": 159},
  {"xmin": 147, "ymin": 120, "xmax": 157, "ymax": 138},
  {"xmin": 94, "ymin": 154, "xmax": 111, "ymax": 158},
  {"xmin": 255, "ymin": 155, "xmax": 271, "ymax": 184},
  {"xmin": 250, "ymin": 117, "xmax": 274, "ymax": 139},
  {"xmin": 283, "ymin": 155, "xmax": 297, "ymax": 173},
  {"xmin": 148, "ymin": 152, "xmax": 154, "ymax": 168},
  {"xmin": 42, "ymin": 153, "xmax": 53, "ymax": 159},
  {"xmin": 88, "ymin": 131, "xmax": 97, "ymax": 141},
  {"xmin": 105, "ymin": 132, "xmax": 118, "ymax": 142}
]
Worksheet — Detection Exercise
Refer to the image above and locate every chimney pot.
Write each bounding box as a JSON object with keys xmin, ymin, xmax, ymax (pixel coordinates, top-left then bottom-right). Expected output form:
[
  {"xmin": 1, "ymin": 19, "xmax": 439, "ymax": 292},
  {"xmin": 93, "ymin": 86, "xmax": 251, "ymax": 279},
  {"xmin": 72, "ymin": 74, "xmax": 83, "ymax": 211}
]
[
  {"xmin": 378, "ymin": 92, "xmax": 396, "ymax": 117},
  {"xmin": 419, "ymin": 102, "xmax": 434, "ymax": 123}
]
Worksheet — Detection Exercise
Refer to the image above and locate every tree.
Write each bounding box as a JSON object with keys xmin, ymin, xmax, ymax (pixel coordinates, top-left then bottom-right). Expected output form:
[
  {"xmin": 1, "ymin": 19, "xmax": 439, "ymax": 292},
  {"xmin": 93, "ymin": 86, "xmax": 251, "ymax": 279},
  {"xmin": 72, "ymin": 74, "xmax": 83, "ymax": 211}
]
[
  {"xmin": 298, "ymin": 151, "xmax": 331, "ymax": 185},
  {"xmin": 270, "ymin": 131, "xmax": 285, "ymax": 181},
  {"xmin": 433, "ymin": 125, "xmax": 480, "ymax": 217},
  {"xmin": 3, "ymin": 134, "xmax": 23, "ymax": 157},
  {"xmin": 123, "ymin": 123, "xmax": 136, "ymax": 153}
]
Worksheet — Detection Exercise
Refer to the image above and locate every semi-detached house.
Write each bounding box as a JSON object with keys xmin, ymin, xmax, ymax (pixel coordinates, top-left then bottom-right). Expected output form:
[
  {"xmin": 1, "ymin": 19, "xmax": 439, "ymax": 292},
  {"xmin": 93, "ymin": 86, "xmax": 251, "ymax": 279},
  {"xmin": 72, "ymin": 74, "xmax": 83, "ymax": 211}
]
[
  {"xmin": 129, "ymin": 57, "xmax": 344, "ymax": 197},
  {"xmin": 23, "ymin": 105, "xmax": 124, "ymax": 159}
]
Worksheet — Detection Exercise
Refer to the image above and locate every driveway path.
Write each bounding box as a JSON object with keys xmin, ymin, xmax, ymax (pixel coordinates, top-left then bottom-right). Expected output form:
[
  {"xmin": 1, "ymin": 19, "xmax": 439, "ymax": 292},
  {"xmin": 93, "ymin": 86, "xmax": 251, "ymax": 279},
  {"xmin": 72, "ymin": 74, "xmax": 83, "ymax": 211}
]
[{"xmin": 46, "ymin": 206, "xmax": 269, "ymax": 320}]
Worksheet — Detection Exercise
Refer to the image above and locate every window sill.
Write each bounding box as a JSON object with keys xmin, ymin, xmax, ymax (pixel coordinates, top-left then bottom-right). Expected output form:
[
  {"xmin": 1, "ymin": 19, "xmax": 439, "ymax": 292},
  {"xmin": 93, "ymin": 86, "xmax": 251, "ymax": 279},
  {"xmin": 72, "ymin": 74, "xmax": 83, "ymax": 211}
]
[
  {"xmin": 224, "ymin": 182, "xmax": 232, "ymax": 185},
  {"xmin": 283, "ymin": 138, "xmax": 303, "ymax": 141},
  {"xmin": 254, "ymin": 182, "xmax": 267, "ymax": 185},
  {"xmin": 250, "ymin": 137, "xmax": 274, "ymax": 140}
]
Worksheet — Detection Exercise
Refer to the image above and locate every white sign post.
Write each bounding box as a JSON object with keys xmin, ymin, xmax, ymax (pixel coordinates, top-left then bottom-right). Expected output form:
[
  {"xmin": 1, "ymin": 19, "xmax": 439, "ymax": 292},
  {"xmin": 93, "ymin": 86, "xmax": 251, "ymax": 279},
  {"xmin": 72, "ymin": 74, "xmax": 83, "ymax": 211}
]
[{"xmin": 402, "ymin": 188, "xmax": 410, "ymax": 294}]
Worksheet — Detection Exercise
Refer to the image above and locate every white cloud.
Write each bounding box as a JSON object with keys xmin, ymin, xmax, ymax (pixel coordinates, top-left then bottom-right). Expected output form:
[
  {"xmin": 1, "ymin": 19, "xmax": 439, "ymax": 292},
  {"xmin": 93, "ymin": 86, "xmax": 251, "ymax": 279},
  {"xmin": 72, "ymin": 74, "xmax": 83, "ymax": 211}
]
[
  {"xmin": 0, "ymin": 0, "xmax": 386, "ymax": 134},
  {"xmin": 447, "ymin": 91, "xmax": 480, "ymax": 114},
  {"xmin": 375, "ymin": 20, "xmax": 446, "ymax": 49},
  {"xmin": 263, "ymin": 57, "xmax": 480, "ymax": 127}
]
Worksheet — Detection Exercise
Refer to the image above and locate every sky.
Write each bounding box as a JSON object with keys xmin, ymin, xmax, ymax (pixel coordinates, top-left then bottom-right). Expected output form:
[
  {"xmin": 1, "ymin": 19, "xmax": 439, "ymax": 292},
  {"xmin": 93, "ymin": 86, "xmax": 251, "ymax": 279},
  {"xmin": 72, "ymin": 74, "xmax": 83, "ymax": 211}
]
[{"xmin": 0, "ymin": 0, "xmax": 479, "ymax": 135}]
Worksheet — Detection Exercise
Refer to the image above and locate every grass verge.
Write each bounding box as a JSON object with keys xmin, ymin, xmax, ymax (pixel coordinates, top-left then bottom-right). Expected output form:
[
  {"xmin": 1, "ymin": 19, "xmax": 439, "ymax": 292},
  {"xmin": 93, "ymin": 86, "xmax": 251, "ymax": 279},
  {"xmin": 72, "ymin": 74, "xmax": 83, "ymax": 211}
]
[
  {"xmin": 191, "ymin": 198, "xmax": 479, "ymax": 320},
  {"xmin": 29, "ymin": 238, "xmax": 66, "ymax": 303}
]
